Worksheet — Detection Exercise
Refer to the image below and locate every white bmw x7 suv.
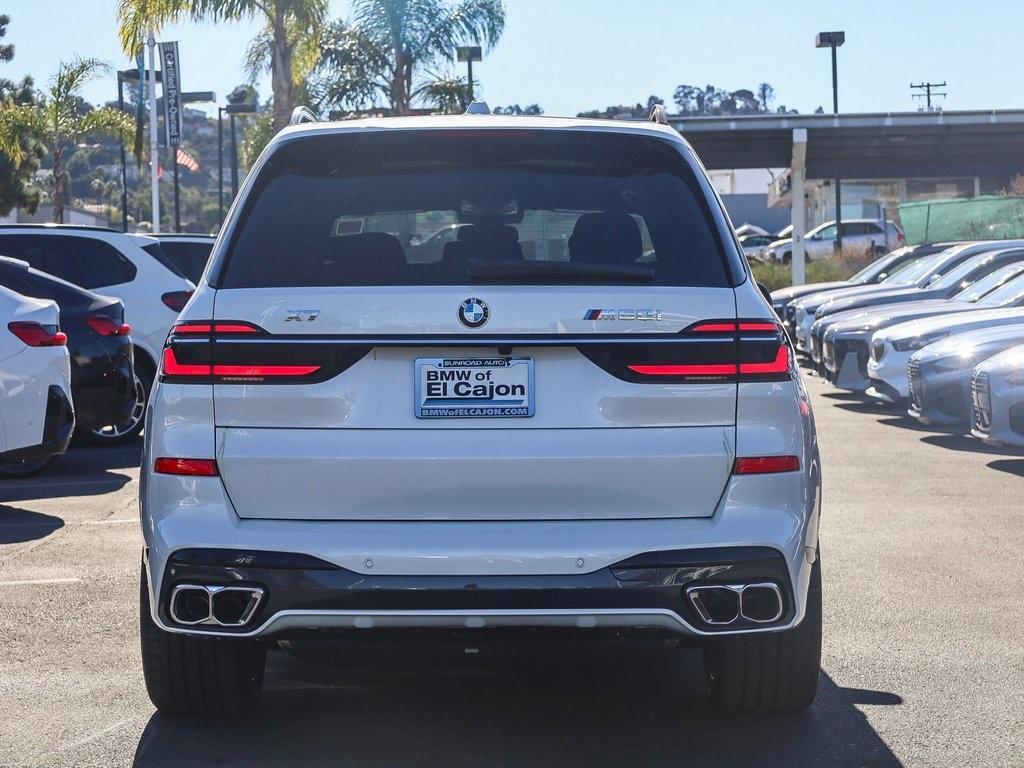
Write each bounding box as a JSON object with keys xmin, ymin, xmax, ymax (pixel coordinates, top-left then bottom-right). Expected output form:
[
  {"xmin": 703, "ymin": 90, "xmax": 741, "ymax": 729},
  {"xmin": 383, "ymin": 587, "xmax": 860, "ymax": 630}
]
[{"xmin": 139, "ymin": 113, "xmax": 822, "ymax": 715}]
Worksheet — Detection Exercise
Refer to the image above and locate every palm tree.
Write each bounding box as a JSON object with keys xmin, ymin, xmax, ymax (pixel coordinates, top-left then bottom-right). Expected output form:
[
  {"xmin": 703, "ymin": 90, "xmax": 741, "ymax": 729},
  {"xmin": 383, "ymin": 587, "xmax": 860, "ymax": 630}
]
[
  {"xmin": 116, "ymin": 0, "xmax": 328, "ymax": 132},
  {"xmin": 313, "ymin": 0, "xmax": 505, "ymax": 116},
  {"xmin": 0, "ymin": 58, "xmax": 134, "ymax": 223}
]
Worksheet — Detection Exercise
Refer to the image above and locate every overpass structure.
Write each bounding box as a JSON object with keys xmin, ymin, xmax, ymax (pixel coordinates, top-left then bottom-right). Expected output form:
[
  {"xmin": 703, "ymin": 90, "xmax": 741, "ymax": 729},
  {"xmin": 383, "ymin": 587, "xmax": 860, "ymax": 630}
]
[{"xmin": 669, "ymin": 110, "xmax": 1024, "ymax": 283}]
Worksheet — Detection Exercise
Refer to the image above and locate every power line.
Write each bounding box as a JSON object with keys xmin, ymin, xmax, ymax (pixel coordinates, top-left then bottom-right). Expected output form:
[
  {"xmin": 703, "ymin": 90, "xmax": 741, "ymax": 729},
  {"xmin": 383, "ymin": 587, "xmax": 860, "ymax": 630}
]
[{"xmin": 910, "ymin": 81, "xmax": 947, "ymax": 110}]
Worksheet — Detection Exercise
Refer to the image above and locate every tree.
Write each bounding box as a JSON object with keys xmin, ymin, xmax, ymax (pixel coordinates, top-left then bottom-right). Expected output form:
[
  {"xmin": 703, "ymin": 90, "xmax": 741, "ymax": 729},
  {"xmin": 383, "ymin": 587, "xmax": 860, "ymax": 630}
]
[
  {"xmin": 116, "ymin": 0, "xmax": 329, "ymax": 132},
  {"xmin": 0, "ymin": 58, "xmax": 134, "ymax": 222},
  {"xmin": 756, "ymin": 83, "xmax": 775, "ymax": 112},
  {"xmin": 0, "ymin": 14, "xmax": 40, "ymax": 217},
  {"xmin": 312, "ymin": 0, "xmax": 505, "ymax": 116}
]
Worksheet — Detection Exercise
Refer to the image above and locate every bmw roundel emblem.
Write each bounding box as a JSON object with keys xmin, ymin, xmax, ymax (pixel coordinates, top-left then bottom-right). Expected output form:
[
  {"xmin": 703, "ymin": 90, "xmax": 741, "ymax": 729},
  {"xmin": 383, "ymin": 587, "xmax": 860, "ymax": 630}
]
[{"xmin": 458, "ymin": 297, "xmax": 489, "ymax": 328}]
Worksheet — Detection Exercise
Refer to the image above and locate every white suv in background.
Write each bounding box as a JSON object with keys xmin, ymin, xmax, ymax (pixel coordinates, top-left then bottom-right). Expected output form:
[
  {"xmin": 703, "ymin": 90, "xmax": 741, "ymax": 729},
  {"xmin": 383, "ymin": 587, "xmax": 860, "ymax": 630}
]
[
  {"xmin": 0, "ymin": 226, "xmax": 195, "ymax": 442},
  {"xmin": 0, "ymin": 285, "xmax": 74, "ymax": 476},
  {"xmin": 766, "ymin": 219, "xmax": 904, "ymax": 262},
  {"xmin": 140, "ymin": 113, "xmax": 822, "ymax": 716}
]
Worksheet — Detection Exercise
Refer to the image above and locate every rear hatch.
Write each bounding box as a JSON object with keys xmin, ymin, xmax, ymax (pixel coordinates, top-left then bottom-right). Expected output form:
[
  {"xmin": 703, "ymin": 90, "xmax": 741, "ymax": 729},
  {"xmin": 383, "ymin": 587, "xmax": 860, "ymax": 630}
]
[{"xmin": 189, "ymin": 128, "xmax": 775, "ymax": 521}]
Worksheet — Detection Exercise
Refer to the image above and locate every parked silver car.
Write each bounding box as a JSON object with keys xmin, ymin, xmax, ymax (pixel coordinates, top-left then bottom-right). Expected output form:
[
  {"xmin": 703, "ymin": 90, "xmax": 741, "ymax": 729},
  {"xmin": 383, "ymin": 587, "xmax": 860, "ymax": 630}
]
[
  {"xmin": 971, "ymin": 344, "xmax": 1024, "ymax": 447},
  {"xmin": 866, "ymin": 307, "xmax": 1024, "ymax": 403},
  {"xmin": 908, "ymin": 324, "xmax": 1024, "ymax": 429},
  {"xmin": 765, "ymin": 219, "xmax": 903, "ymax": 263},
  {"xmin": 771, "ymin": 243, "xmax": 948, "ymax": 337},
  {"xmin": 821, "ymin": 261, "xmax": 1024, "ymax": 390},
  {"xmin": 792, "ymin": 244, "xmax": 979, "ymax": 356}
]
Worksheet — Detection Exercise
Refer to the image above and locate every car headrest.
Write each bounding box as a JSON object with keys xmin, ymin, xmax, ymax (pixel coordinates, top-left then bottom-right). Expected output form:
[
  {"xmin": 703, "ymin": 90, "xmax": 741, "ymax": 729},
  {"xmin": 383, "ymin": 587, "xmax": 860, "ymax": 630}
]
[
  {"xmin": 324, "ymin": 232, "xmax": 406, "ymax": 280},
  {"xmin": 568, "ymin": 213, "xmax": 643, "ymax": 266}
]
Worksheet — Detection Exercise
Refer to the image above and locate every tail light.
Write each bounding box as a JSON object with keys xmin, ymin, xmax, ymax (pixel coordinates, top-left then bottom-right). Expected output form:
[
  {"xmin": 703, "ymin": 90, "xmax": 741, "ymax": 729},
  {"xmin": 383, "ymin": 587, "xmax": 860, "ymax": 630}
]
[
  {"xmin": 8, "ymin": 321, "xmax": 67, "ymax": 347},
  {"xmin": 154, "ymin": 457, "xmax": 219, "ymax": 476},
  {"xmin": 613, "ymin": 318, "xmax": 792, "ymax": 383},
  {"xmin": 733, "ymin": 455, "xmax": 801, "ymax": 474},
  {"xmin": 161, "ymin": 320, "xmax": 326, "ymax": 383},
  {"xmin": 161, "ymin": 290, "xmax": 194, "ymax": 312},
  {"xmin": 86, "ymin": 315, "xmax": 132, "ymax": 336}
]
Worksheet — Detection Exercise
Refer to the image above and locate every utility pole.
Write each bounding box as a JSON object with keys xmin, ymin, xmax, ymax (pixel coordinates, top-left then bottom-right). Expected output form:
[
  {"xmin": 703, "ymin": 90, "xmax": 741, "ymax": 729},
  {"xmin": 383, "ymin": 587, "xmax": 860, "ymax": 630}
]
[{"xmin": 910, "ymin": 81, "xmax": 947, "ymax": 110}]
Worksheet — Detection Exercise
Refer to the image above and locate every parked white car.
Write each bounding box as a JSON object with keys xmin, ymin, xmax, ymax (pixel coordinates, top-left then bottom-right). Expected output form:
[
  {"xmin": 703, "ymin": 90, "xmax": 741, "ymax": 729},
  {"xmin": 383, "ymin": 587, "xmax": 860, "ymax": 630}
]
[
  {"xmin": 765, "ymin": 219, "xmax": 904, "ymax": 263},
  {"xmin": 140, "ymin": 112, "xmax": 822, "ymax": 716},
  {"xmin": 144, "ymin": 234, "xmax": 215, "ymax": 284},
  {"xmin": 0, "ymin": 285, "xmax": 74, "ymax": 476},
  {"xmin": 0, "ymin": 225, "xmax": 195, "ymax": 442},
  {"xmin": 971, "ymin": 343, "xmax": 1024, "ymax": 447}
]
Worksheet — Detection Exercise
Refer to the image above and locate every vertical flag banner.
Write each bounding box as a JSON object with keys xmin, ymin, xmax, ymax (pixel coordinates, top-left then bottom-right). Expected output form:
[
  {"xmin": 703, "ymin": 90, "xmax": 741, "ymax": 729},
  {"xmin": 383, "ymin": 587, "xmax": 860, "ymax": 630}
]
[{"xmin": 159, "ymin": 42, "xmax": 183, "ymax": 147}]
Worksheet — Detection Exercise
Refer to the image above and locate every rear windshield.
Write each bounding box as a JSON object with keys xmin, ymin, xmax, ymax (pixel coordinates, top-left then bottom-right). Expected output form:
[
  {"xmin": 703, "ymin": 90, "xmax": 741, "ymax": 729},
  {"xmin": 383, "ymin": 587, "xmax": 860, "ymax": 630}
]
[
  {"xmin": 141, "ymin": 242, "xmax": 189, "ymax": 280},
  {"xmin": 218, "ymin": 130, "xmax": 732, "ymax": 288}
]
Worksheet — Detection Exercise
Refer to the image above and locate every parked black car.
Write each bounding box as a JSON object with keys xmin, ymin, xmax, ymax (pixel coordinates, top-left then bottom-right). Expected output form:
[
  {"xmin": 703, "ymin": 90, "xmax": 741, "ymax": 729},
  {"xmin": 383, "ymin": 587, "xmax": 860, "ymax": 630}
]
[{"xmin": 0, "ymin": 256, "xmax": 136, "ymax": 437}]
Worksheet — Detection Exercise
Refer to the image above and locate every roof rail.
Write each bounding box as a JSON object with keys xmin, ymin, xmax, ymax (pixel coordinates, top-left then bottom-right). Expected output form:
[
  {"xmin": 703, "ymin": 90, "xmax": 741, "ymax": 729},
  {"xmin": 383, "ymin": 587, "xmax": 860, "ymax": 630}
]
[
  {"xmin": 650, "ymin": 104, "xmax": 669, "ymax": 125},
  {"xmin": 0, "ymin": 223, "xmax": 119, "ymax": 233},
  {"xmin": 289, "ymin": 106, "xmax": 319, "ymax": 126}
]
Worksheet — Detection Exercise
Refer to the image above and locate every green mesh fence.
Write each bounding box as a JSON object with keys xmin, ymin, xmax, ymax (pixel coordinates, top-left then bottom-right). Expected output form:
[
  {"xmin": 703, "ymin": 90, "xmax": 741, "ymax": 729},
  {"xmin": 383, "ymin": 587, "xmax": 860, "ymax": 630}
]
[{"xmin": 899, "ymin": 196, "xmax": 1024, "ymax": 244}]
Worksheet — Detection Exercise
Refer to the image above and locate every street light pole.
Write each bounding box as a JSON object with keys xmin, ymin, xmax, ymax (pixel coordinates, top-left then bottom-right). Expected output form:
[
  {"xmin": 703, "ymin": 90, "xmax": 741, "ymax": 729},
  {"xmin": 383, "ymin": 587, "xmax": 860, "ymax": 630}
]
[
  {"xmin": 230, "ymin": 113, "xmax": 238, "ymax": 199},
  {"xmin": 456, "ymin": 46, "xmax": 482, "ymax": 106},
  {"xmin": 147, "ymin": 31, "xmax": 160, "ymax": 234},
  {"xmin": 217, "ymin": 106, "xmax": 224, "ymax": 226},
  {"xmin": 816, "ymin": 31, "xmax": 845, "ymax": 251},
  {"xmin": 117, "ymin": 72, "xmax": 128, "ymax": 232}
]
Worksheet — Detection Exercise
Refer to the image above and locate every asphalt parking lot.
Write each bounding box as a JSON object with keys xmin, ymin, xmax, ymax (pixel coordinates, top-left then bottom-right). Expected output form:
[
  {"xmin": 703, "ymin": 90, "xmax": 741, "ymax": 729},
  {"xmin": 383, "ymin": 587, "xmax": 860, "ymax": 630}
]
[{"xmin": 1, "ymin": 367, "xmax": 1022, "ymax": 768}]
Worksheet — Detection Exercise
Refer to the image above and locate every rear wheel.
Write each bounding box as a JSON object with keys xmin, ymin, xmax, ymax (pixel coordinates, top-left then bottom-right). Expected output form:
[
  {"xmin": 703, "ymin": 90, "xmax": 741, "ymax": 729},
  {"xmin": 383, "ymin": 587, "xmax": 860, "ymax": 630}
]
[
  {"xmin": 702, "ymin": 556, "xmax": 822, "ymax": 713},
  {"xmin": 139, "ymin": 563, "xmax": 266, "ymax": 716},
  {"xmin": 84, "ymin": 364, "xmax": 152, "ymax": 445}
]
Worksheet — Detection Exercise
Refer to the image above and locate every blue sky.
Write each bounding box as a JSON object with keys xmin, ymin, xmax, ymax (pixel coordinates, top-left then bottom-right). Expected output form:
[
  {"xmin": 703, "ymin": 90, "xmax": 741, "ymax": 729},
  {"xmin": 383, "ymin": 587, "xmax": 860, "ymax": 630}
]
[{"xmin": 4, "ymin": 0, "xmax": 1024, "ymax": 117}]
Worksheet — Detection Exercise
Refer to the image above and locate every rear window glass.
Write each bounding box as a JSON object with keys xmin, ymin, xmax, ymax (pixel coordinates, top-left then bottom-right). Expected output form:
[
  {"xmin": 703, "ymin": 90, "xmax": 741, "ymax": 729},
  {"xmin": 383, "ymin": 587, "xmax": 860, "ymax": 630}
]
[
  {"xmin": 158, "ymin": 241, "xmax": 213, "ymax": 283},
  {"xmin": 0, "ymin": 234, "xmax": 136, "ymax": 289},
  {"xmin": 218, "ymin": 131, "xmax": 731, "ymax": 288},
  {"xmin": 141, "ymin": 242, "xmax": 189, "ymax": 280}
]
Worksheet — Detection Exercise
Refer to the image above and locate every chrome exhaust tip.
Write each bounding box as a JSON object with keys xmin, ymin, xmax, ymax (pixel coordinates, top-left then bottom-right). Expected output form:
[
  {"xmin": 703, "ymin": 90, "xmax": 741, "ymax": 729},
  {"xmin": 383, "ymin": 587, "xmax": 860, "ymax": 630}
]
[
  {"xmin": 686, "ymin": 582, "xmax": 784, "ymax": 627},
  {"xmin": 169, "ymin": 584, "xmax": 264, "ymax": 627},
  {"xmin": 686, "ymin": 585, "xmax": 741, "ymax": 625},
  {"xmin": 738, "ymin": 582, "xmax": 784, "ymax": 624}
]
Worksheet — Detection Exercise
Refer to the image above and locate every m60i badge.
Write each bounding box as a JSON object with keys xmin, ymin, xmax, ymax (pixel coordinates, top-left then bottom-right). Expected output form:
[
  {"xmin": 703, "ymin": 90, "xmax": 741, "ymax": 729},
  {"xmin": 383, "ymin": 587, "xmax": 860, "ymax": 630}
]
[{"xmin": 584, "ymin": 309, "xmax": 663, "ymax": 321}]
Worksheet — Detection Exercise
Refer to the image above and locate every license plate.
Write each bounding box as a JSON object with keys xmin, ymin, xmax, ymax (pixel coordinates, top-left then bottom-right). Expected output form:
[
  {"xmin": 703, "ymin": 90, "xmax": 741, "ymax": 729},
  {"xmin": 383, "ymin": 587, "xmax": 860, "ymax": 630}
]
[{"xmin": 415, "ymin": 357, "xmax": 534, "ymax": 418}]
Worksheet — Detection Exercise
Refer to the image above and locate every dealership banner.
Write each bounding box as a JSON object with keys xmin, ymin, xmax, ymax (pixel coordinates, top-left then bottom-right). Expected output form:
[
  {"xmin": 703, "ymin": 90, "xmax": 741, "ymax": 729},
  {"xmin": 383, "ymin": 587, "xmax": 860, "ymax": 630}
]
[{"xmin": 159, "ymin": 41, "xmax": 182, "ymax": 147}]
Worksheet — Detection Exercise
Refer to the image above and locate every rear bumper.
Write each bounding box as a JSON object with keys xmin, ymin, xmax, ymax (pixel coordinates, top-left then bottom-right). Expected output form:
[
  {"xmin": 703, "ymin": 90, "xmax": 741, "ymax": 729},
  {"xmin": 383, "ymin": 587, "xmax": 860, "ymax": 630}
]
[
  {"xmin": 151, "ymin": 545, "xmax": 796, "ymax": 639},
  {"xmin": 0, "ymin": 385, "xmax": 74, "ymax": 461},
  {"xmin": 141, "ymin": 464, "xmax": 821, "ymax": 640}
]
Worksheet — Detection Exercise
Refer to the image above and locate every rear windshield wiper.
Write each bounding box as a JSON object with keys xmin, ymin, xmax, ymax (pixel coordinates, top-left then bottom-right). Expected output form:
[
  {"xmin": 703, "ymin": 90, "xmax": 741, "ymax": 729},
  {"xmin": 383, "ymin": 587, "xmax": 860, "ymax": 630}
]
[{"xmin": 465, "ymin": 258, "xmax": 655, "ymax": 284}]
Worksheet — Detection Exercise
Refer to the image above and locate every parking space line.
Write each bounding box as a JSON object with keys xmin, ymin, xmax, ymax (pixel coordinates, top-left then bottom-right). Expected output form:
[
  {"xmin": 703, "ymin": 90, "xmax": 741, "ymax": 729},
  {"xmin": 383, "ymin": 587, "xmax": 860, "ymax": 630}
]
[
  {"xmin": 82, "ymin": 518, "xmax": 137, "ymax": 525},
  {"xmin": 0, "ymin": 577, "xmax": 81, "ymax": 587}
]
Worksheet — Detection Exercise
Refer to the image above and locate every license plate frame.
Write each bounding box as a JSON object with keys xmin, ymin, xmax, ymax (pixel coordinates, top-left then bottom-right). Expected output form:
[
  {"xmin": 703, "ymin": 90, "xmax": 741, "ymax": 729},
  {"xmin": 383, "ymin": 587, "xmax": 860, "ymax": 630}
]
[{"xmin": 414, "ymin": 357, "xmax": 535, "ymax": 418}]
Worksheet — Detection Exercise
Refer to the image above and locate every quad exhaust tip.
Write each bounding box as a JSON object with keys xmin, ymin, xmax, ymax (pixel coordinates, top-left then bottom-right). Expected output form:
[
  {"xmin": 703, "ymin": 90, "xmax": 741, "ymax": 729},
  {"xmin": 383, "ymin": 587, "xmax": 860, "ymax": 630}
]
[
  {"xmin": 686, "ymin": 582, "xmax": 783, "ymax": 626},
  {"xmin": 169, "ymin": 584, "xmax": 264, "ymax": 627}
]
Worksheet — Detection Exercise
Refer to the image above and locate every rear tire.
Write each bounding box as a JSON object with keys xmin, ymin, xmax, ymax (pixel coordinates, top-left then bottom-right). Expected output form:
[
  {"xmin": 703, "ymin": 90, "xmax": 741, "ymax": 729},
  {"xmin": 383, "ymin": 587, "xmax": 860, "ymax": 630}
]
[
  {"xmin": 702, "ymin": 556, "xmax": 822, "ymax": 713},
  {"xmin": 83, "ymin": 363, "xmax": 152, "ymax": 446},
  {"xmin": 139, "ymin": 563, "xmax": 266, "ymax": 716}
]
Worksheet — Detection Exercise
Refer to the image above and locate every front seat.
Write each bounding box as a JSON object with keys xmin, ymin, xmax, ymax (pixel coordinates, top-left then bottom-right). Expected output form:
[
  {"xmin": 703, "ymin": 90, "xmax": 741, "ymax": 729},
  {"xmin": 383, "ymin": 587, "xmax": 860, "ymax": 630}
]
[{"xmin": 321, "ymin": 232, "xmax": 407, "ymax": 283}]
